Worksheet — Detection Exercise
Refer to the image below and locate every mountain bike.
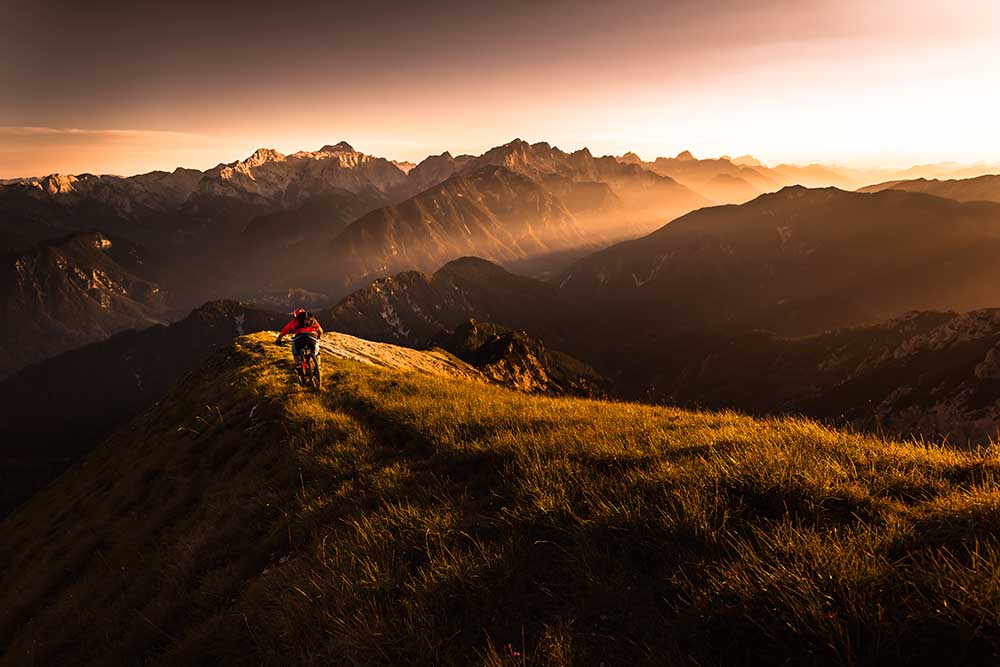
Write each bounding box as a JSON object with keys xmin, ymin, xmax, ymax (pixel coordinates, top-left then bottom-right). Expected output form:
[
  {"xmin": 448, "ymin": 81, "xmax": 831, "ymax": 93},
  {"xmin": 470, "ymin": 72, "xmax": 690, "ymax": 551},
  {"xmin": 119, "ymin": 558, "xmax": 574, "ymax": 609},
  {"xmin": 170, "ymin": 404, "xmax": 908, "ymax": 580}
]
[{"xmin": 295, "ymin": 345, "xmax": 322, "ymax": 391}]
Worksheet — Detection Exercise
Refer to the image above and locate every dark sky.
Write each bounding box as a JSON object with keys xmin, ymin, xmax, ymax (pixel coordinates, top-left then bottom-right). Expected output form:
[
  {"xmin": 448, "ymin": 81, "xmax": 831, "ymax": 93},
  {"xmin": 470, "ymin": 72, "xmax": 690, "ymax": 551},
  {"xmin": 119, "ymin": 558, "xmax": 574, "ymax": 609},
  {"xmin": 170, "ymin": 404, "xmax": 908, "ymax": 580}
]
[{"xmin": 2, "ymin": 0, "xmax": 998, "ymax": 176}]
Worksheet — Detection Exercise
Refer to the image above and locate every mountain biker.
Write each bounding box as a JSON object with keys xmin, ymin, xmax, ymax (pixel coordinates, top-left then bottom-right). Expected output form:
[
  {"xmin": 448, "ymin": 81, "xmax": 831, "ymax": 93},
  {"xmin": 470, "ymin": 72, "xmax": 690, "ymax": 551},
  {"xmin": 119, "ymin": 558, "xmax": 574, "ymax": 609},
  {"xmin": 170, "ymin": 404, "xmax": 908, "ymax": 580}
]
[{"xmin": 275, "ymin": 308, "xmax": 323, "ymax": 366}]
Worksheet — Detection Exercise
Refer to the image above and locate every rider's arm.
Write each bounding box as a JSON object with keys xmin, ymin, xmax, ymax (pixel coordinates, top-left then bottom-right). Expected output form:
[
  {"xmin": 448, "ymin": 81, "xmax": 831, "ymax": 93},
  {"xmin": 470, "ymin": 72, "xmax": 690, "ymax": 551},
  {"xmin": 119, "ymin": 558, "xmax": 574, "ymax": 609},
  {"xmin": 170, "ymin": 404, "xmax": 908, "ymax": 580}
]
[{"xmin": 276, "ymin": 319, "xmax": 296, "ymax": 343}]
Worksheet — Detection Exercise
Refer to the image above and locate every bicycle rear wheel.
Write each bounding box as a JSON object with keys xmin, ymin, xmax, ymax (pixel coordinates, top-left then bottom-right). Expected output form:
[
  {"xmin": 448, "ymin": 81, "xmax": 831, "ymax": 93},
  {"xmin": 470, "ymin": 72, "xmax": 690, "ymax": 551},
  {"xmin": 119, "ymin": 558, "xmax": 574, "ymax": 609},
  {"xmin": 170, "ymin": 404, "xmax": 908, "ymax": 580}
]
[{"xmin": 309, "ymin": 354, "xmax": 322, "ymax": 391}]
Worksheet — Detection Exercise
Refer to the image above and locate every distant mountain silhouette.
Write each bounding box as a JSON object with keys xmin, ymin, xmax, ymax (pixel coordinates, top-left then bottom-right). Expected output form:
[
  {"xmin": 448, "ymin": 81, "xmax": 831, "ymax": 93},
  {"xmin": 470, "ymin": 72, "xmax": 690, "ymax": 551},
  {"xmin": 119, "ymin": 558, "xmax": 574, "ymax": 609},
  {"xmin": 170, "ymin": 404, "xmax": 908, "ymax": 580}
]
[
  {"xmin": 560, "ymin": 186, "xmax": 1000, "ymax": 337},
  {"xmin": 616, "ymin": 150, "xmax": 785, "ymax": 205},
  {"xmin": 463, "ymin": 139, "xmax": 709, "ymax": 237},
  {"xmin": 0, "ymin": 169, "xmax": 203, "ymax": 250},
  {"xmin": 858, "ymin": 174, "xmax": 1000, "ymax": 203},
  {"xmin": 771, "ymin": 163, "xmax": 856, "ymax": 189}
]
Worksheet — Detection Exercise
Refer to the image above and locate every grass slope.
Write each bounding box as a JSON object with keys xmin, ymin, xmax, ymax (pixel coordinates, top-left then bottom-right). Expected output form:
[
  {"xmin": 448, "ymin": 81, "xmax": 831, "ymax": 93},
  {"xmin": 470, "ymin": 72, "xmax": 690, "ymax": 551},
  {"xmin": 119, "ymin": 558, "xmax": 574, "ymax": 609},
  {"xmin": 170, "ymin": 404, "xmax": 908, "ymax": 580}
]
[{"xmin": 3, "ymin": 333, "xmax": 1000, "ymax": 665}]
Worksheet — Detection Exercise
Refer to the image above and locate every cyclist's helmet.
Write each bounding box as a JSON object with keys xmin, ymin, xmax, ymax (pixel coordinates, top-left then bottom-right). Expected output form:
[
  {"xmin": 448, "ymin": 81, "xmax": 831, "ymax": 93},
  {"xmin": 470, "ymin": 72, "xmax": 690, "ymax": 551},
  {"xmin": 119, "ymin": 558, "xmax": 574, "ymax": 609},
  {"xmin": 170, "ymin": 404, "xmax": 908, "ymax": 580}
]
[{"xmin": 292, "ymin": 308, "xmax": 306, "ymax": 317}]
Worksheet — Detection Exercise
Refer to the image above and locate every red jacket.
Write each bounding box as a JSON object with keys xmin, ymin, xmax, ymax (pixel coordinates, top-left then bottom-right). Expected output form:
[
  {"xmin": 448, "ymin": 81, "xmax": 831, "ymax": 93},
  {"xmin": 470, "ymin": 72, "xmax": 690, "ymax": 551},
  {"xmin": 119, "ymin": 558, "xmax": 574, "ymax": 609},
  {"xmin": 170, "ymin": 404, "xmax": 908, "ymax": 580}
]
[{"xmin": 279, "ymin": 317, "xmax": 322, "ymax": 337}]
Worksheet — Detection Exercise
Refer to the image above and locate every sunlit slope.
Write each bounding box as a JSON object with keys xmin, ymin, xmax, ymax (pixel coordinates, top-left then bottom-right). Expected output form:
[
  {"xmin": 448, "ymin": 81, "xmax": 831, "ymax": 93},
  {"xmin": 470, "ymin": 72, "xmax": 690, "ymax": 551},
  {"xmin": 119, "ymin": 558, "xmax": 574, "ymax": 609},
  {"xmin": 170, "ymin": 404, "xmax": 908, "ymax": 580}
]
[{"xmin": 3, "ymin": 333, "xmax": 1000, "ymax": 665}]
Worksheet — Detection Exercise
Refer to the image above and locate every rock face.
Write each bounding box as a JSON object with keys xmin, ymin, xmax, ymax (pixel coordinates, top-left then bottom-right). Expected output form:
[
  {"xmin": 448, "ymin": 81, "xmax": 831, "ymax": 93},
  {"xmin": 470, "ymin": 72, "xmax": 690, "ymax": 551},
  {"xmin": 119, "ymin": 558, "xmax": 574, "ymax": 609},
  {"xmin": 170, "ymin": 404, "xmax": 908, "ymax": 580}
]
[
  {"xmin": 975, "ymin": 344, "xmax": 1000, "ymax": 380},
  {"xmin": 825, "ymin": 309, "xmax": 1000, "ymax": 444},
  {"xmin": 0, "ymin": 231, "xmax": 169, "ymax": 377},
  {"xmin": 625, "ymin": 309, "xmax": 1000, "ymax": 446}
]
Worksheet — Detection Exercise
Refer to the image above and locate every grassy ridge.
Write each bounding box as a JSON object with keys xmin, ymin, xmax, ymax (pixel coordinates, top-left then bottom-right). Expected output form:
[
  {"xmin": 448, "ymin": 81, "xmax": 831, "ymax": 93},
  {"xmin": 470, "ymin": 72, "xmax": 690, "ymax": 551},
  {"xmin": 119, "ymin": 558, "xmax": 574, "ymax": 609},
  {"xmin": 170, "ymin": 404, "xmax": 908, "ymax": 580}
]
[{"xmin": 3, "ymin": 333, "xmax": 1000, "ymax": 665}]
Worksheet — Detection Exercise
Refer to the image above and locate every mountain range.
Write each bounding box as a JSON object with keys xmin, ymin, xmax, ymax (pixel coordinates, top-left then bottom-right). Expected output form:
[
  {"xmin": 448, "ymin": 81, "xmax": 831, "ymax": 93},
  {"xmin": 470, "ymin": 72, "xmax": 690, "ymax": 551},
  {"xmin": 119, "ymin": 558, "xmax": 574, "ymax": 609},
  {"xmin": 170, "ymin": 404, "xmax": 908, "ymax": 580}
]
[
  {"xmin": 3, "ymin": 141, "xmax": 1000, "ymax": 507},
  {"xmin": 559, "ymin": 186, "xmax": 1000, "ymax": 337}
]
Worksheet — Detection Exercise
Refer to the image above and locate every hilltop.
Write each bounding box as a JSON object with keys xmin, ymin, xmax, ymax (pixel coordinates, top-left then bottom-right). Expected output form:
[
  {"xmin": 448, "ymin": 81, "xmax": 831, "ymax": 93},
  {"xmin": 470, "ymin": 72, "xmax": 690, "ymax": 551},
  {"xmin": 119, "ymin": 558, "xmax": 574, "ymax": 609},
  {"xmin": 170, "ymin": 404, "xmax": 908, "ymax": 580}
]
[{"xmin": 3, "ymin": 332, "xmax": 1000, "ymax": 665}]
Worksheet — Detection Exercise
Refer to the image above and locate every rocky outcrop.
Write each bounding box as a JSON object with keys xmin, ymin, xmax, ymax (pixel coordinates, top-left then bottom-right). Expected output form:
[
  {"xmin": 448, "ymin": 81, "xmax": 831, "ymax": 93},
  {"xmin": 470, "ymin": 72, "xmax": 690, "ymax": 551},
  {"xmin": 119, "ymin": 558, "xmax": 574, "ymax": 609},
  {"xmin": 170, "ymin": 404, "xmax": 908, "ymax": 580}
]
[{"xmin": 430, "ymin": 319, "xmax": 606, "ymax": 397}]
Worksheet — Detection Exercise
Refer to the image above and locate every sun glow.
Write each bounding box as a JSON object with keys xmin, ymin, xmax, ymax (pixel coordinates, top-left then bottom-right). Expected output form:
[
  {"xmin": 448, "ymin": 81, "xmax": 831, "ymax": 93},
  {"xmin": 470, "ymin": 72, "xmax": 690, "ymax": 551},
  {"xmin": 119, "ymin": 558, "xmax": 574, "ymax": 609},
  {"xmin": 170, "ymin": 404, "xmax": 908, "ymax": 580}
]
[{"xmin": 2, "ymin": 0, "xmax": 999, "ymax": 177}]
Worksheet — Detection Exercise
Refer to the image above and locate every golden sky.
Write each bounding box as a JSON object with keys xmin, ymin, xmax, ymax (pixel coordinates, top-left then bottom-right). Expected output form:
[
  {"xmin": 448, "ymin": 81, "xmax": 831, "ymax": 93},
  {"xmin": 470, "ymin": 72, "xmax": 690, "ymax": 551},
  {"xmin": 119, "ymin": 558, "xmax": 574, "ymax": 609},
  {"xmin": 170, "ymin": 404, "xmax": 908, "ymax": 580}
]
[{"xmin": 2, "ymin": 0, "xmax": 998, "ymax": 177}]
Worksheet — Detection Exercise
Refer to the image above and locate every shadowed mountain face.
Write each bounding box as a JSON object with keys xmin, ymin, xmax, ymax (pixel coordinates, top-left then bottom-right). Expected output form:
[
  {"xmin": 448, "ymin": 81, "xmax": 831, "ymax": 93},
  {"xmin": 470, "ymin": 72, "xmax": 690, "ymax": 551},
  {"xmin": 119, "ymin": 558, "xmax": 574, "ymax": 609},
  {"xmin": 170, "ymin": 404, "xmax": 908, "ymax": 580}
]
[
  {"xmin": 618, "ymin": 309, "xmax": 1000, "ymax": 445},
  {"xmin": 0, "ymin": 231, "xmax": 169, "ymax": 378},
  {"xmin": 316, "ymin": 166, "xmax": 588, "ymax": 297},
  {"xmin": 320, "ymin": 256, "xmax": 574, "ymax": 348},
  {"xmin": 560, "ymin": 187, "xmax": 1000, "ymax": 338},
  {"xmin": 0, "ymin": 300, "xmax": 287, "ymax": 517},
  {"xmin": 858, "ymin": 174, "xmax": 1000, "ymax": 204}
]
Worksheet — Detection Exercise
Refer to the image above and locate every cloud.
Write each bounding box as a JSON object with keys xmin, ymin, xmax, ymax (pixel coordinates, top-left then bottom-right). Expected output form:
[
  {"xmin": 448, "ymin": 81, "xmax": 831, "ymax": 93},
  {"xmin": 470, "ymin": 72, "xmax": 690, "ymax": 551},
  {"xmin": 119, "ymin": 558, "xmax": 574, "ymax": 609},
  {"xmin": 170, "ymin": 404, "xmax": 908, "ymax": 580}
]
[
  {"xmin": 0, "ymin": 127, "xmax": 218, "ymax": 178},
  {"xmin": 0, "ymin": 126, "xmax": 203, "ymax": 146}
]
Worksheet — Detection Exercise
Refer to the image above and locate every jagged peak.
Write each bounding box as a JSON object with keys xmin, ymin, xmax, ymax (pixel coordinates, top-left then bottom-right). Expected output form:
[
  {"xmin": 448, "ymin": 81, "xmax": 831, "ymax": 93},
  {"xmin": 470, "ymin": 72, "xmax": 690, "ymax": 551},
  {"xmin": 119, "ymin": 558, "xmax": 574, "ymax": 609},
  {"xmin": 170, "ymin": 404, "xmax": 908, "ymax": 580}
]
[
  {"xmin": 675, "ymin": 150, "xmax": 696, "ymax": 161},
  {"xmin": 244, "ymin": 148, "xmax": 284, "ymax": 167},
  {"xmin": 319, "ymin": 141, "xmax": 356, "ymax": 153},
  {"xmin": 732, "ymin": 155, "xmax": 763, "ymax": 167},
  {"xmin": 418, "ymin": 151, "xmax": 453, "ymax": 163},
  {"xmin": 492, "ymin": 138, "xmax": 530, "ymax": 153},
  {"xmin": 37, "ymin": 173, "xmax": 80, "ymax": 194}
]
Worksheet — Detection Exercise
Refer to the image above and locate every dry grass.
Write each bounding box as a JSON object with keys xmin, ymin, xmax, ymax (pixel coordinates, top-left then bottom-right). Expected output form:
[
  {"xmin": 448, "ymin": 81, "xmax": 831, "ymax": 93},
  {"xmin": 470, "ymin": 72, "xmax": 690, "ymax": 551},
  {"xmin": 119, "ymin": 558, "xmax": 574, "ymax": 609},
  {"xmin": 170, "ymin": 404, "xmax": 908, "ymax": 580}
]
[{"xmin": 2, "ymin": 332, "xmax": 1000, "ymax": 665}]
